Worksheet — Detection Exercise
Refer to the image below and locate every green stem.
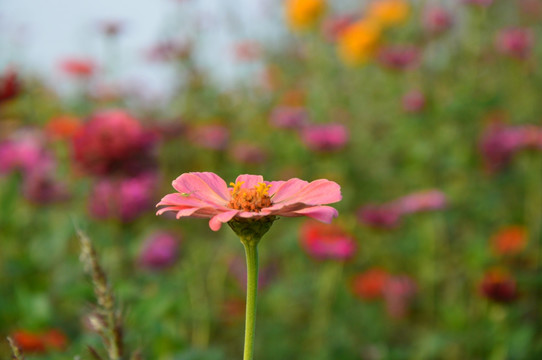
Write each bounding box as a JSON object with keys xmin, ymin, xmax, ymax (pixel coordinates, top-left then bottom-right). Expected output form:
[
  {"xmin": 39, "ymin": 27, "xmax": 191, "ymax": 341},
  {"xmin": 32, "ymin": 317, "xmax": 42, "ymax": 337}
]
[{"xmin": 241, "ymin": 239, "xmax": 259, "ymax": 360}]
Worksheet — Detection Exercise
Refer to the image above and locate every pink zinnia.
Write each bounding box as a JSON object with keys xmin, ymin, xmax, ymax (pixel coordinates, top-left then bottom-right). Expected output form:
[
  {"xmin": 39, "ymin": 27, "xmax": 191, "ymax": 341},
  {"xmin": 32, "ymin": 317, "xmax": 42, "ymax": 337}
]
[
  {"xmin": 299, "ymin": 220, "xmax": 356, "ymax": 260},
  {"xmin": 270, "ymin": 106, "xmax": 308, "ymax": 130},
  {"xmin": 495, "ymin": 28, "xmax": 534, "ymax": 60},
  {"xmin": 156, "ymin": 172, "xmax": 341, "ymax": 231},
  {"xmin": 357, "ymin": 204, "xmax": 402, "ymax": 229},
  {"xmin": 392, "ymin": 189, "xmax": 447, "ymax": 215},
  {"xmin": 300, "ymin": 123, "xmax": 349, "ymax": 152}
]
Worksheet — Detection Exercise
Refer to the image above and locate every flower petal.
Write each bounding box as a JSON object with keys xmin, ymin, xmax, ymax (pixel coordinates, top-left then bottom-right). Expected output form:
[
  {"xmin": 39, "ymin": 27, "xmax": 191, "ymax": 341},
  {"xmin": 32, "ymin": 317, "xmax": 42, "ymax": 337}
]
[
  {"xmin": 275, "ymin": 179, "xmax": 341, "ymax": 206},
  {"xmin": 209, "ymin": 210, "xmax": 239, "ymax": 231},
  {"xmin": 172, "ymin": 172, "xmax": 230, "ymax": 205},
  {"xmin": 270, "ymin": 178, "xmax": 309, "ymax": 203},
  {"xmin": 290, "ymin": 206, "xmax": 339, "ymax": 223},
  {"xmin": 235, "ymin": 174, "xmax": 264, "ymax": 189}
]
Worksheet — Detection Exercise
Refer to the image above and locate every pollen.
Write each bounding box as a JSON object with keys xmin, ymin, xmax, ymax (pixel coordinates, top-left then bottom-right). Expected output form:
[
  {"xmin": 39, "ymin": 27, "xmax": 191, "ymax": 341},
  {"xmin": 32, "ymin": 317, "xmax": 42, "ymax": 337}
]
[{"xmin": 228, "ymin": 181, "xmax": 273, "ymax": 212}]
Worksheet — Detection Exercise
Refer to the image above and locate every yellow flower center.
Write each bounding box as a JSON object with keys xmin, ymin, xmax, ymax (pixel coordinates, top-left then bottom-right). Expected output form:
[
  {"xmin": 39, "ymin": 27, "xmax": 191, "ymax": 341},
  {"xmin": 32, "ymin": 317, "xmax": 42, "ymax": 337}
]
[{"xmin": 228, "ymin": 181, "xmax": 273, "ymax": 212}]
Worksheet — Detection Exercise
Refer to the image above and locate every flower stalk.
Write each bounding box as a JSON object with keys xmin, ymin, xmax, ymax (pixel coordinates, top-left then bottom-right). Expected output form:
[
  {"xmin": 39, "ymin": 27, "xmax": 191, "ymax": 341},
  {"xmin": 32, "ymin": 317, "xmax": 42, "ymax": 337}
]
[{"xmin": 241, "ymin": 237, "xmax": 259, "ymax": 360}]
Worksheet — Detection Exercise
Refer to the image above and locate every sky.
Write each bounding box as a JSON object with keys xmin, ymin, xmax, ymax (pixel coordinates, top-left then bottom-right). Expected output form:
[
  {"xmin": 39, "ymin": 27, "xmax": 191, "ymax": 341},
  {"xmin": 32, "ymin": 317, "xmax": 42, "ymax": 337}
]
[{"xmin": 0, "ymin": 0, "xmax": 283, "ymax": 95}]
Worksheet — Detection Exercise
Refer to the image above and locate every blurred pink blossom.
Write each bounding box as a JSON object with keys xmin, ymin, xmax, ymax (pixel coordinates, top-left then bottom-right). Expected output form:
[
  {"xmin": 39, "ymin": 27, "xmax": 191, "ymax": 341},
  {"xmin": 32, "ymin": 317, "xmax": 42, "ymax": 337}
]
[
  {"xmin": 377, "ymin": 45, "xmax": 421, "ymax": 71},
  {"xmin": 231, "ymin": 143, "xmax": 268, "ymax": 165},
  {"xmin": 89, "ymin": 173, "xmax": 158, "ymax": 222},
  {"xmin": 270, "ymin": 106, "xmax": 308, "ymax": 130},
  {"xmin": 146, "ymin": 40, "xmax": 191, "ymax": 62},
  {"xmin": 392, "ymin": 189, "xmax": 447, "ymax": 215},
  {"xmin": 401, "ymin": 90, "xmax": 426, "ymax": 113},
  {"xmin": 301, "ymin": 123, "xmax": 349, "ymax": 152},
  {"xmin": 495, "ymin": 28, "xmax": 534, "ymax": 59},
  {"xmin": 383, "ymin": 275, "xmax": 417, "ymax": 319},
  {"xmin": 59, "ymin": 58, "xmax": 96, "ymax": 78},
  {"xmin": 422, "ymin": 6, "xmax": 453, "ymax": 35},
  {"xmin": 0, "ymin": 132, "xmax": 54, "ymax": 175},
  {"xmin": 139, "ymin": 231, "xmax": 180, "ymax": 270},
  {"xmin": 357, "ymin": 204, "xmax": 402, "ymax": 229},
  {"xmin": 299, "ymin": 220, "xmax": 357, "ymax": 261},
  {"xmin": 189, "ymin": 124, "xmax": 230, "ymax": 150}
]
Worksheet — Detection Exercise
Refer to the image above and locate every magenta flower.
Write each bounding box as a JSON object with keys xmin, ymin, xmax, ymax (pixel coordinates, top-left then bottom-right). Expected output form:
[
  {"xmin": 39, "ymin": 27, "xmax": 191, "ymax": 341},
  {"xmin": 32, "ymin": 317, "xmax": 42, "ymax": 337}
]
[
  {"xmin": 270, "ymin": 106, "xmax": 308, "ymax": 130},
  {"xmin": 377, "ymin": 45, "xmax": 421, "ymax": 71},
  {"xmin": 300, "ymin": 123, "xmax": 349, "ymax": 152},
  {"xmin": 89, "ymin": 173, "xmax": 158, "ymax": 222},
  {"xmin": 139, "ymin": 231, "xmax": 180, "ymax": 270},
  {"xmin": 423, "ymin": 6, "xmax": 453, "ymax": 35},
  {"xmin": 72, "ymin": 110, "xmax": 156, "ymax": 176},
  {"xmin": 156, "ymin": 172, "xmax": 341, "ymax": 231},
  {"xmin": 299, "ymin": 220, "xmax": 356, "ymax": 261},
  {"xmin": 495, "ymin": 28, "xmax": 534, "ymax": 60},
  {"xmin": 392, "ymin": 189, "xmax": 447, "ymax": 215},
  {"xmin": 401, "ymin": 90, "xmax": 426, "ymax": 113}
]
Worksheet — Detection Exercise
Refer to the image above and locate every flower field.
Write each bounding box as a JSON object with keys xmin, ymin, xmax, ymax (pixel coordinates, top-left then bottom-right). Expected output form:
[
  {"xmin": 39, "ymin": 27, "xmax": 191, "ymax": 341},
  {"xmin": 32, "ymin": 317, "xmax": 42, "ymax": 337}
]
[{"xmin": 1, "ymin": 0, "xmax": 542, "ymax": 359}]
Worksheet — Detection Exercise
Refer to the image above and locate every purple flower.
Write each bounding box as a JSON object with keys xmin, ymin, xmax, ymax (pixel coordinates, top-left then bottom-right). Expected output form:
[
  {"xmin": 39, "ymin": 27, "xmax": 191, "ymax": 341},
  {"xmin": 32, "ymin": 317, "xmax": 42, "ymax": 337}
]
[
  {"xmin": 495, "ymin": 28, "xmax": 534, "ymax": 60},
  {"xmin": 300, "ymin": 123, "xmax": 349, "ymax": 152},
  {"xmin": 89, "ymin": 173, "xmax": 158, "ymax": 222},
  {"xmin": 270, "ymin": 106, "xmax": 308, "ymax": 130},
  {"xmin": 139, "ymin": 232, "xmax": 180, "ymax": 270},
  {"xmin": 401, "ymin": 90, "xmax": 426, "ymax": 113}
]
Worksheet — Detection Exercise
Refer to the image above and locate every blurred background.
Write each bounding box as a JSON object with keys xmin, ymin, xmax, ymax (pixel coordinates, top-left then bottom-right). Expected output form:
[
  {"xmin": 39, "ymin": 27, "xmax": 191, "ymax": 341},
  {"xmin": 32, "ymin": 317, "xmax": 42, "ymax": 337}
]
[{"xmin": 1, "ymin": 0, "xmax": 542, "ymax": 359}]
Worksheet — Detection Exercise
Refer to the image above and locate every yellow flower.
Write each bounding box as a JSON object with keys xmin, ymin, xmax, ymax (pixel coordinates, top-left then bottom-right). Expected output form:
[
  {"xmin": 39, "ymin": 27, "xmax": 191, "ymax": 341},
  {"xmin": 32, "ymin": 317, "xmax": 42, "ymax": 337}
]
[
  {"xmin": 338, "ymin": 20, "xmax": 381, "ymax": 65},
  {"xmin": 285, "ymin": 0, "xmax": 326, "ymax": 31},
  {"xmin": 367, "ymin": 0, "xmax": 410, "ymax": 28}
]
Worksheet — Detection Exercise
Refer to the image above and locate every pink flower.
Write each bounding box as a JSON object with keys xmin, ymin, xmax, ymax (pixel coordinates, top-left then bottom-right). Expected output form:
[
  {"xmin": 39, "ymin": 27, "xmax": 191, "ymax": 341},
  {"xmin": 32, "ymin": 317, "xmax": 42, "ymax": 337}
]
[
  {"xmin": 495, "ymin": 28, "xmax": 534, "ymax": 60},
  {"xmin": 230, "ymin": 143, "xmax": 268, "ymax": 165},
  {"xmin": 422, "ymin": 6, "xmax": 453, "ymax": 35},
  {"xmin": 383, "ymin": 275, "xmax": 417, "ymax": 319},
  {"xmin": 0, "ymin": 67, "xmax": 20, "ymax": 104},
  {"xmin": 270, "ymin": 106, "xmax": 308, "ymax": 130},
  {"xmin": 357, "ymin": 204, "xmax": 402, "ymax": 229},
  {"xmin": 89, "ymin": 173, "xmax": 158, "ymax": 222},
  {"xmin": 157, "ymin": 172, "xmax": 342, "ymax": 231},
  {"xmin": 139, "ymin": 231, "xmax": 180, "ymax": 270},
  {"xmin": 377, "ymin": 45, "xmax": 421, "ymax": 71},
  {"xmin": 392, "ymin": 189, "xmax": 447, "ymax": 215},
  {"xmin": 59, "ymin": 58, "xmax": 96, "ymax": 78},
  {"xmin": 189, "ymin": 125, "xmax": 230, "ymax": 151},
  {"xmin": 401, "ymin": 90, "xmax": 426, "ymax": 113},
  {"xmin": 146, "ymin": 40, "xmax": 191, "ymax": 62},
  {"xmin": 299, "ymin": 220, "xmax": 356, "ymax": 260},
  {"xmin": 72, "ymin": 110, "xmax": 156, "ymax": 176},
  {"xmin": 0, "ymin": 132, "xmax": 54, "ymax": 176},
  {"xmin": 300, "ymin": 123, "xmax": 349, "ymax": 152}
]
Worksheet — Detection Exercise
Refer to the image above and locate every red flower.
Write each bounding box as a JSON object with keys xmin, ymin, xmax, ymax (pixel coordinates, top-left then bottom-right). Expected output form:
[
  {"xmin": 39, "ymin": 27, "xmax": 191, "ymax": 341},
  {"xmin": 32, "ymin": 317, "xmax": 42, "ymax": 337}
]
[
  {"xmin": 479, "ymin": 268, "xmax": 519, "ymax": 304},
  {"xmin": 351, "ymin": 268, "xmax": 390, "ymax": 300},
  {"xmin": 0, "ymin": 68, "xmax": 20, "ymax": 104},
  {"xmin": 11, "ymin": 329, "xmax": 67, "ymax": 354},
  {"xmin": 60, "ymin": 58, "xmax": 96, "ymax": 77}
]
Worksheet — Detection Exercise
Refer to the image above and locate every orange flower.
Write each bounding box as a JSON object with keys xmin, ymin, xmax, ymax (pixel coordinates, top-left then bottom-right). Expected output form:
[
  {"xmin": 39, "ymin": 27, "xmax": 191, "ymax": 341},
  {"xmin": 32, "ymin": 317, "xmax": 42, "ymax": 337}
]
[
  {"xmin": 11, "ymin": 331, "xmax": 46, "ymax": 353},
  {"xmin": 285, "ymin": 0, "xmax": 326, "ymax": 31},
  {"xmin": 490, "ymin": 226, "xmax": 528, "ymax": 256},
  {"xmin": 338, "ymin": 20, "xmax": 381, "ymax": 65},
  {"xmin": 351, "ymin": 268, "xmax": 390, "ymax": 300},
  {"xmin": 367, "ymin": 0, "xmax": 410, "ymax": 28},
  {"xmin": 46, "ymin": 115, "xmax": 82, "ymax": 140}
]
